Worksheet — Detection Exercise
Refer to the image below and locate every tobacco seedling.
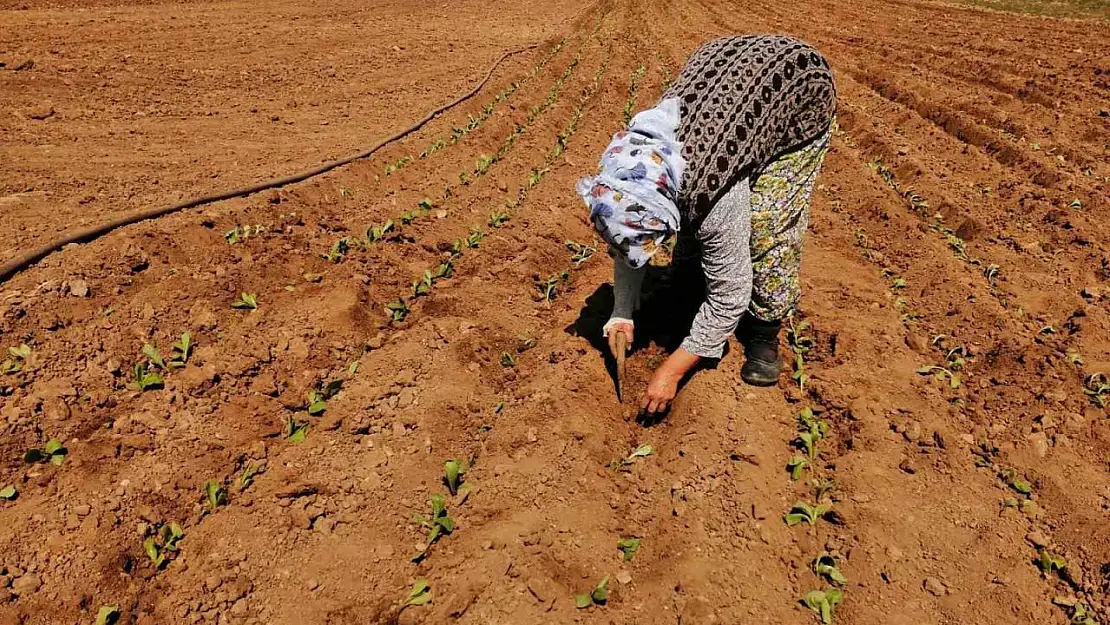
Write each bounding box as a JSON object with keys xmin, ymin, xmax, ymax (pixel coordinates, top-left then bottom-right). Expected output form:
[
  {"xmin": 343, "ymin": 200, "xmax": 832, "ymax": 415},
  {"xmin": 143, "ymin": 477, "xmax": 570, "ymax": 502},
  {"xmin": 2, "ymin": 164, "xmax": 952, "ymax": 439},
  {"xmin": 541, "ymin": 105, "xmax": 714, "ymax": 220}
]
[
  {"xmin": 412, "ymin": 270, "xmax": 434, "ymax": 296},
  {"xmin": 1036, "ymin": 549, "xmax": 1066, "ymax": 576},
  {"xmin": 474, "ymin": 154, "xmax": 494, "ymax": 175},
  {"xmin": 143, "ymin": 522, "xmax": 184, "ymax": 569},
  {"xmin": 787, "ymin": 455, "xmax": 810, "ymax": 480},
  {"xmin": 517, "ymin": 337, "xmax": 538, "ymax": 353},
  {"xmin": 1083, "ymin": 373, "xmax": 1109, "ymax": 408},
  {"xmin": 813, "ymin": 479, "xmax": 835, "ymax": 502},
  {"xmin": 203, "ymin": 479, "xmax": 227, "ymax": 510},
  {"xmin": 24, "ymin": 439, "xmax": 67, "ymax": 466},
  {"xmin": 322, "ymin": 238, "xmax": 351, "ymax": 263},
  {"xmin": 0, "ymin": 485, "xmax": 17, "ymax": 500},
  {"xmin": 231, "ymin": 293, "xmax": 259, "ymax": 310},
  {"xmin": 813, "ymin": 553, "xmax": 848, "ymax": 585},
  {"xmin": 539, "ymin": 271, "xmax": 570, "ymax": 302},
  {"xmin": 617, "ymin": 537, "xmax": 641, "ymax": 561},
  {"xmin": 788, "ymin": 319, "xmax": 816, "ymax": 356},
  {"xmin": 984, "ymin": 264, "xmax": 1001, "ymax": 284},
  {"xmin": 142, "ymin": 344, "xmax": 165, "ymax": 369},
  {"xmin": 792, "ymin": 354, "xmax": 809, "ymax": 391},
  {"xmin": 1, "ymin": 344, "xmax": 31, "ymax": 374},
  {"xmin": 385, "ymin": 299, "xmax": 410, "ymax": 323},
  {"xmin": 1069, "ymin": 602, "xmax": 1097, "ymax": 625},
  {"xmin": 917, "ymin": 365, "xmax": 960, "ymax": 389},
  {"xmin": 238, "ymin": 462, "xmax": 264, "ymax": 490},
  {"xmin": 284, "ymin": 416, "xmax": 309, "ymax": 442},
  {"xmin": 998, "ymin": 468, "xmax": 1032, "ymax": 495},
  {"xmin": 443, "ymin": 459, "xmax": 470, "ymax": 496},
  {"xmin": 129, "ymin": 361, "xmax": 164, "ymax": 391},
  {"xmin": 565, "ymin": 240, "xmax": 596, "ymax": 266},
  {"xmin": 499, "ymin": 352, "xmax": 516, "ymax": 369},
  {"xmin": 169, "ymin": 332, "xmax": 193, "ymax": 368},
  {"xmin": 802, "ymin": 588, "xmax": 843, "ymax": 625},
  {"xmin": 366, "ymin": 219, "xmax": 395, "ymax": 242},
  {"xmin": 94, "ymin": 605, "xmax": 120, "ymax": 625},
  {"xmin": 575, "ymin": 577, "xmax": 609, "ymax": 609},
  {"xmin": 411, "ymin": 494, "xmax": 455, "ymax": 562},
  {"xmin": 465, "ymin": 229, "xmax": 484, "ymax": 248},
  {"xmin": 784, "ymin": 501, "xmax": 831, "ymax": 526},
  {"xmin": 488, "ymin": 211, "xmax": 510, "ymax": 229},
  {"xmin": 610, "ymin": 444, "xmax": 653, "ymax": 470},
  {"xmin": 405, "ymin": 579, "xmax": 432, "ymax": 606},
  {"xmin": 307, "ymin": 379, "xmax": 343, "ymax": 415},
  {"xmin": 399, "ymin": 210, "xmax": 420, "ymax": 225}
]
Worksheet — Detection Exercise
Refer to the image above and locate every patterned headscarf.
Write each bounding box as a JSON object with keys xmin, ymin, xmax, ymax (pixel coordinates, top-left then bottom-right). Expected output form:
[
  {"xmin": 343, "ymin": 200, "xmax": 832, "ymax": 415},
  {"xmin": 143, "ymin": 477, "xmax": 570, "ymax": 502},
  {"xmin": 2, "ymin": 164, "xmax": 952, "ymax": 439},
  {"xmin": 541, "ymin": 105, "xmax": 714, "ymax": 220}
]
[{"xmin": 576, "ymin": 98, "xmax": 686, "ymax": 268}]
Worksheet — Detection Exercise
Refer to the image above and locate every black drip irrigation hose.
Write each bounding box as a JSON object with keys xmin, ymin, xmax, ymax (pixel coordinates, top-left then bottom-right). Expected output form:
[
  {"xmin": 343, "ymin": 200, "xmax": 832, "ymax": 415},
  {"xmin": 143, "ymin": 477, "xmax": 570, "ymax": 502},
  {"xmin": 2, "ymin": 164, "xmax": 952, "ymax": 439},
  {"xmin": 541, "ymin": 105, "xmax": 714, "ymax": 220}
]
[{"xmin": 0, "ymin": 44, "xmax": 539, "ymax": 284}]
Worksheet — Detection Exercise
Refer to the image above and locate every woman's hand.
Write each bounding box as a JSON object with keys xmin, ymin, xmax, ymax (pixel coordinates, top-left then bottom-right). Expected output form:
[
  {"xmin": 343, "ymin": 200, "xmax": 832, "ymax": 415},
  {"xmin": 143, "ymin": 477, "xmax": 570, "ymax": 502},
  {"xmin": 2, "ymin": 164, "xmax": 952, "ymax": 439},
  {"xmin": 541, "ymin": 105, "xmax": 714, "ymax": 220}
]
[
  {"xmin": 641, "ymin": 348, "xmax": 701, "ymax": 415},
  {"xmin": 607, "ymin": 321, "xmax": 634, "ymax": 359}
]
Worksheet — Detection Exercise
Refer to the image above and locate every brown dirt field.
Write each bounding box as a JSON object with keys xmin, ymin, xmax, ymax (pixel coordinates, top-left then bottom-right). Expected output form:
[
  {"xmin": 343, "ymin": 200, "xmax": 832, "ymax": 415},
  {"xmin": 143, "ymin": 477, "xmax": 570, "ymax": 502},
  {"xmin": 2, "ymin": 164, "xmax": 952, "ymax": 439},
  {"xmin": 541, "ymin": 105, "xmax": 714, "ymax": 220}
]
[{"xmin": 1, "ymin": 0, "xmax": 1109, "ymax": 623}]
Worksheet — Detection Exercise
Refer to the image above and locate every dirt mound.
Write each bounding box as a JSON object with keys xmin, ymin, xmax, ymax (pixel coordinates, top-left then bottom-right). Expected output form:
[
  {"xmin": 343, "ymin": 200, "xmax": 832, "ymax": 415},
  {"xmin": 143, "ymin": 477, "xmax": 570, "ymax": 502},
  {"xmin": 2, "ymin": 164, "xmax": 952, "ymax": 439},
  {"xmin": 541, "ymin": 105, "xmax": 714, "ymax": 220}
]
[{"xmin": 1, "ymin": 0, "xmax": 1108, "ymax": 623}]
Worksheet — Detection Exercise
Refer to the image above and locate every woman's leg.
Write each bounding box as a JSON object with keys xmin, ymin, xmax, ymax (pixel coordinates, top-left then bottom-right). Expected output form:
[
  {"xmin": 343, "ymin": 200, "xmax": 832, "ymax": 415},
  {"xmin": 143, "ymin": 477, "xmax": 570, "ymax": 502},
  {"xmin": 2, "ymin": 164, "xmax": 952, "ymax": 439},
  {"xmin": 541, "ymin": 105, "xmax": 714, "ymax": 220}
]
[{"xmin": 737, "ymin": 128, "xmax": 832, "ymax": 384}]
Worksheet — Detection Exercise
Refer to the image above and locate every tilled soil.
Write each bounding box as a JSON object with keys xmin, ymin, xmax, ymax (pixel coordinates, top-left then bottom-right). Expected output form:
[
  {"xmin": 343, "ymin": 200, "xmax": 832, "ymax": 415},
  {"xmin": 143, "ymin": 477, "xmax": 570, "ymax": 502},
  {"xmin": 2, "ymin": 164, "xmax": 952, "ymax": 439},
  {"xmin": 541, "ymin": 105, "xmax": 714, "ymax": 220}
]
[{"xmin": 1, "ymin": 0, "xmax": 1109, "ymax": 623}]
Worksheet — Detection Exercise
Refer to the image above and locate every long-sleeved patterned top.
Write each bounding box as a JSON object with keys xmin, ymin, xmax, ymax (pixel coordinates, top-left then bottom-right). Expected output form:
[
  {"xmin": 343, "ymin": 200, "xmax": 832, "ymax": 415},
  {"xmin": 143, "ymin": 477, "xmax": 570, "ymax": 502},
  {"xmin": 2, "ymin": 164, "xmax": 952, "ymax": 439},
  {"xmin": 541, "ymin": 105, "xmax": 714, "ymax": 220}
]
[
  {"xmin": 663, "ymin": 34, "xmax": 836, "ymax": 223},
  {"xmin": 609, "ymin": 35, "xmax": 835, "ymax": 359}
]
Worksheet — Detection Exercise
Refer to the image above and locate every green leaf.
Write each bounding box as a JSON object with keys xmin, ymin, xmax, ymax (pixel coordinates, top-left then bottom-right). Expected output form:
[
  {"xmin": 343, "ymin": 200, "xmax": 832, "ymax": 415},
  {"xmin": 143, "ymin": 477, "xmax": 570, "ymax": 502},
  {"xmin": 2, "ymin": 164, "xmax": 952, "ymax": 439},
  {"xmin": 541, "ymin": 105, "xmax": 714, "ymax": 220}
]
[
  {"xmin": 617, "ymin": 537, "xmax": 641, "ymax": 561},
  {"xmin": 436, "ymin": 516, "xmax": 456, "ymax": 534},
  {"xmin": 500, "ymin": 352, "xmax": 515, "ymax": 368},
  {"xmin": 826, "ymin": 588, "xmax": 843, "ymax": 607},
  {"xmin": 232, "ymin": 293, "xmax": 258, "ymax": 310},
  {"xmin": 444, "ymin": 460, "xmax": 463, "ymax": 495},
  {"xmin": 430, "ymin": 494, "xmax": 447, "ymax": 518},
  {"xmin": 203, "ymin": 480, "xmax": 227, "ymax": 509},
  {"xmin": 784, "ymin": 512, "xmax": 806, "ymax": 526},
  {"xmin": 814, "ymin": 553, "xmax": 847, "ymax": 585},
  {"xmin": 9, "ymin": 344, "xmax": 31, "ymax": 360},
  {"xmin": 787, "ymin": 455, "xmax": 809, "ymax": 480},
  {"xmin": 142, "ymin": 344, "xmax": 165, "ymax": 369},
  {"xmin": 44, "ymin": 439, "xmax": 65, "ymax": 455},
  {"xmin": 629, "ymin": 444, "xmax": 653, "ymax": 459},
  {"xmin": 0, "ymin": 485, "xmax": 16, "ymax": 500},
  {"xmin": 171, "ymin": 332, "xmax": 193, "ymax": 365},
  {"xmin": 406, "ymin": 579, "xmax": 432, "ymax": 606},
  {"xmin": 591, "ymin": 577, "xmax": 609, "ymax": 604},
  {"xmin": 802, "ymin": 590, "xmax": 826, "ymax": 613},
  {"xmin": 322, "ymin": 379, "xmax": 343, "ymax": 399},
  {"xmin": 94, "ymin": 605, "xmax": 120, "ymax": 625},
  {"xmin": 1012, "ymin": 479, "xmax": 1032, "ymax": 495},
  {"xmin": 141, "ymin": 371, "xmax": 164, "ymax": 390},
  {"xmin": 143, "ymin": 537, "xmax": 162, "ymax": 566},
  {"xmin": 574, "ymin": 593, "xmax": 593, "ymax": 609},
  {"xmin": 307, "ymin": 400, "xmax": 327, "ymax": 416},
  {"xmin": 238, "ymin": 462, "xmax": 262, "ymax": 490}
]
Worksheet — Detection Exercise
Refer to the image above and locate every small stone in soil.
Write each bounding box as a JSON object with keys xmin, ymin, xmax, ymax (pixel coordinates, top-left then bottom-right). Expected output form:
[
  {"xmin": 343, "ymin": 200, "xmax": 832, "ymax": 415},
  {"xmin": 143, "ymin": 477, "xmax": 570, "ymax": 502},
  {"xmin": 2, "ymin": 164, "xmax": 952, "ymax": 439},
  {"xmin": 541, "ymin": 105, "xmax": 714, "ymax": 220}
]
[{"xmin": 923, "ymin": 577, "xmax": 947, "ymax": 596}]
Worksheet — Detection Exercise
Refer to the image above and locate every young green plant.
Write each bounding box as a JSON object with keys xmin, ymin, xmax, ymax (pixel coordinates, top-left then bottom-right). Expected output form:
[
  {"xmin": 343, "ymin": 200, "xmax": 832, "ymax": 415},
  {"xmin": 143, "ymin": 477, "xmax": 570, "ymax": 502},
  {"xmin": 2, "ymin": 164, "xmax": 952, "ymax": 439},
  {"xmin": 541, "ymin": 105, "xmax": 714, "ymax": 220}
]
[
  {"xmin": 784, "ymin": 501, "xmax": 832, "ymax": 526},
  {"xmin": 802, "ymin": 588, "xmax": 843, "ymax": 625},
  {"xmin": 143, "ymin": 522, "xmax": 184, "ymax": 569},
  {"xmin": 24, "ymin": 439, "xmax": 67, "ymax": 466},
  {"xmin": 1, "ymin": 344, "xmax": 31, "ymax": 374},
  {"xmin": 574, "ymin": 577, "xmax": 609, "ymax": 609},
  {"xmin": 610, "ymin": 444, "xmax": 653, "ymax": 470},
  {"xmin": 411, "ymin": 494, "xmax": 455, "ymax": 562}
]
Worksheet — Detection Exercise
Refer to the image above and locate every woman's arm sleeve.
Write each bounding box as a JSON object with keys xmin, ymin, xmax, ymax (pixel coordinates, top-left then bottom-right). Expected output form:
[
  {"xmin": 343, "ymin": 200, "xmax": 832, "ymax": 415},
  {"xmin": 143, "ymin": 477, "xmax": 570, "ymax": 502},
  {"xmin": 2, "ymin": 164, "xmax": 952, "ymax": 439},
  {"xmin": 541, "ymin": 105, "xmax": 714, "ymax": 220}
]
[
  {"xmin": 610, "ymin": 258, "xmax": 647, "ymax": 322},
  {"xmin": 679, "ymin": 181, "xmax": 753, "ymax": 359}
]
